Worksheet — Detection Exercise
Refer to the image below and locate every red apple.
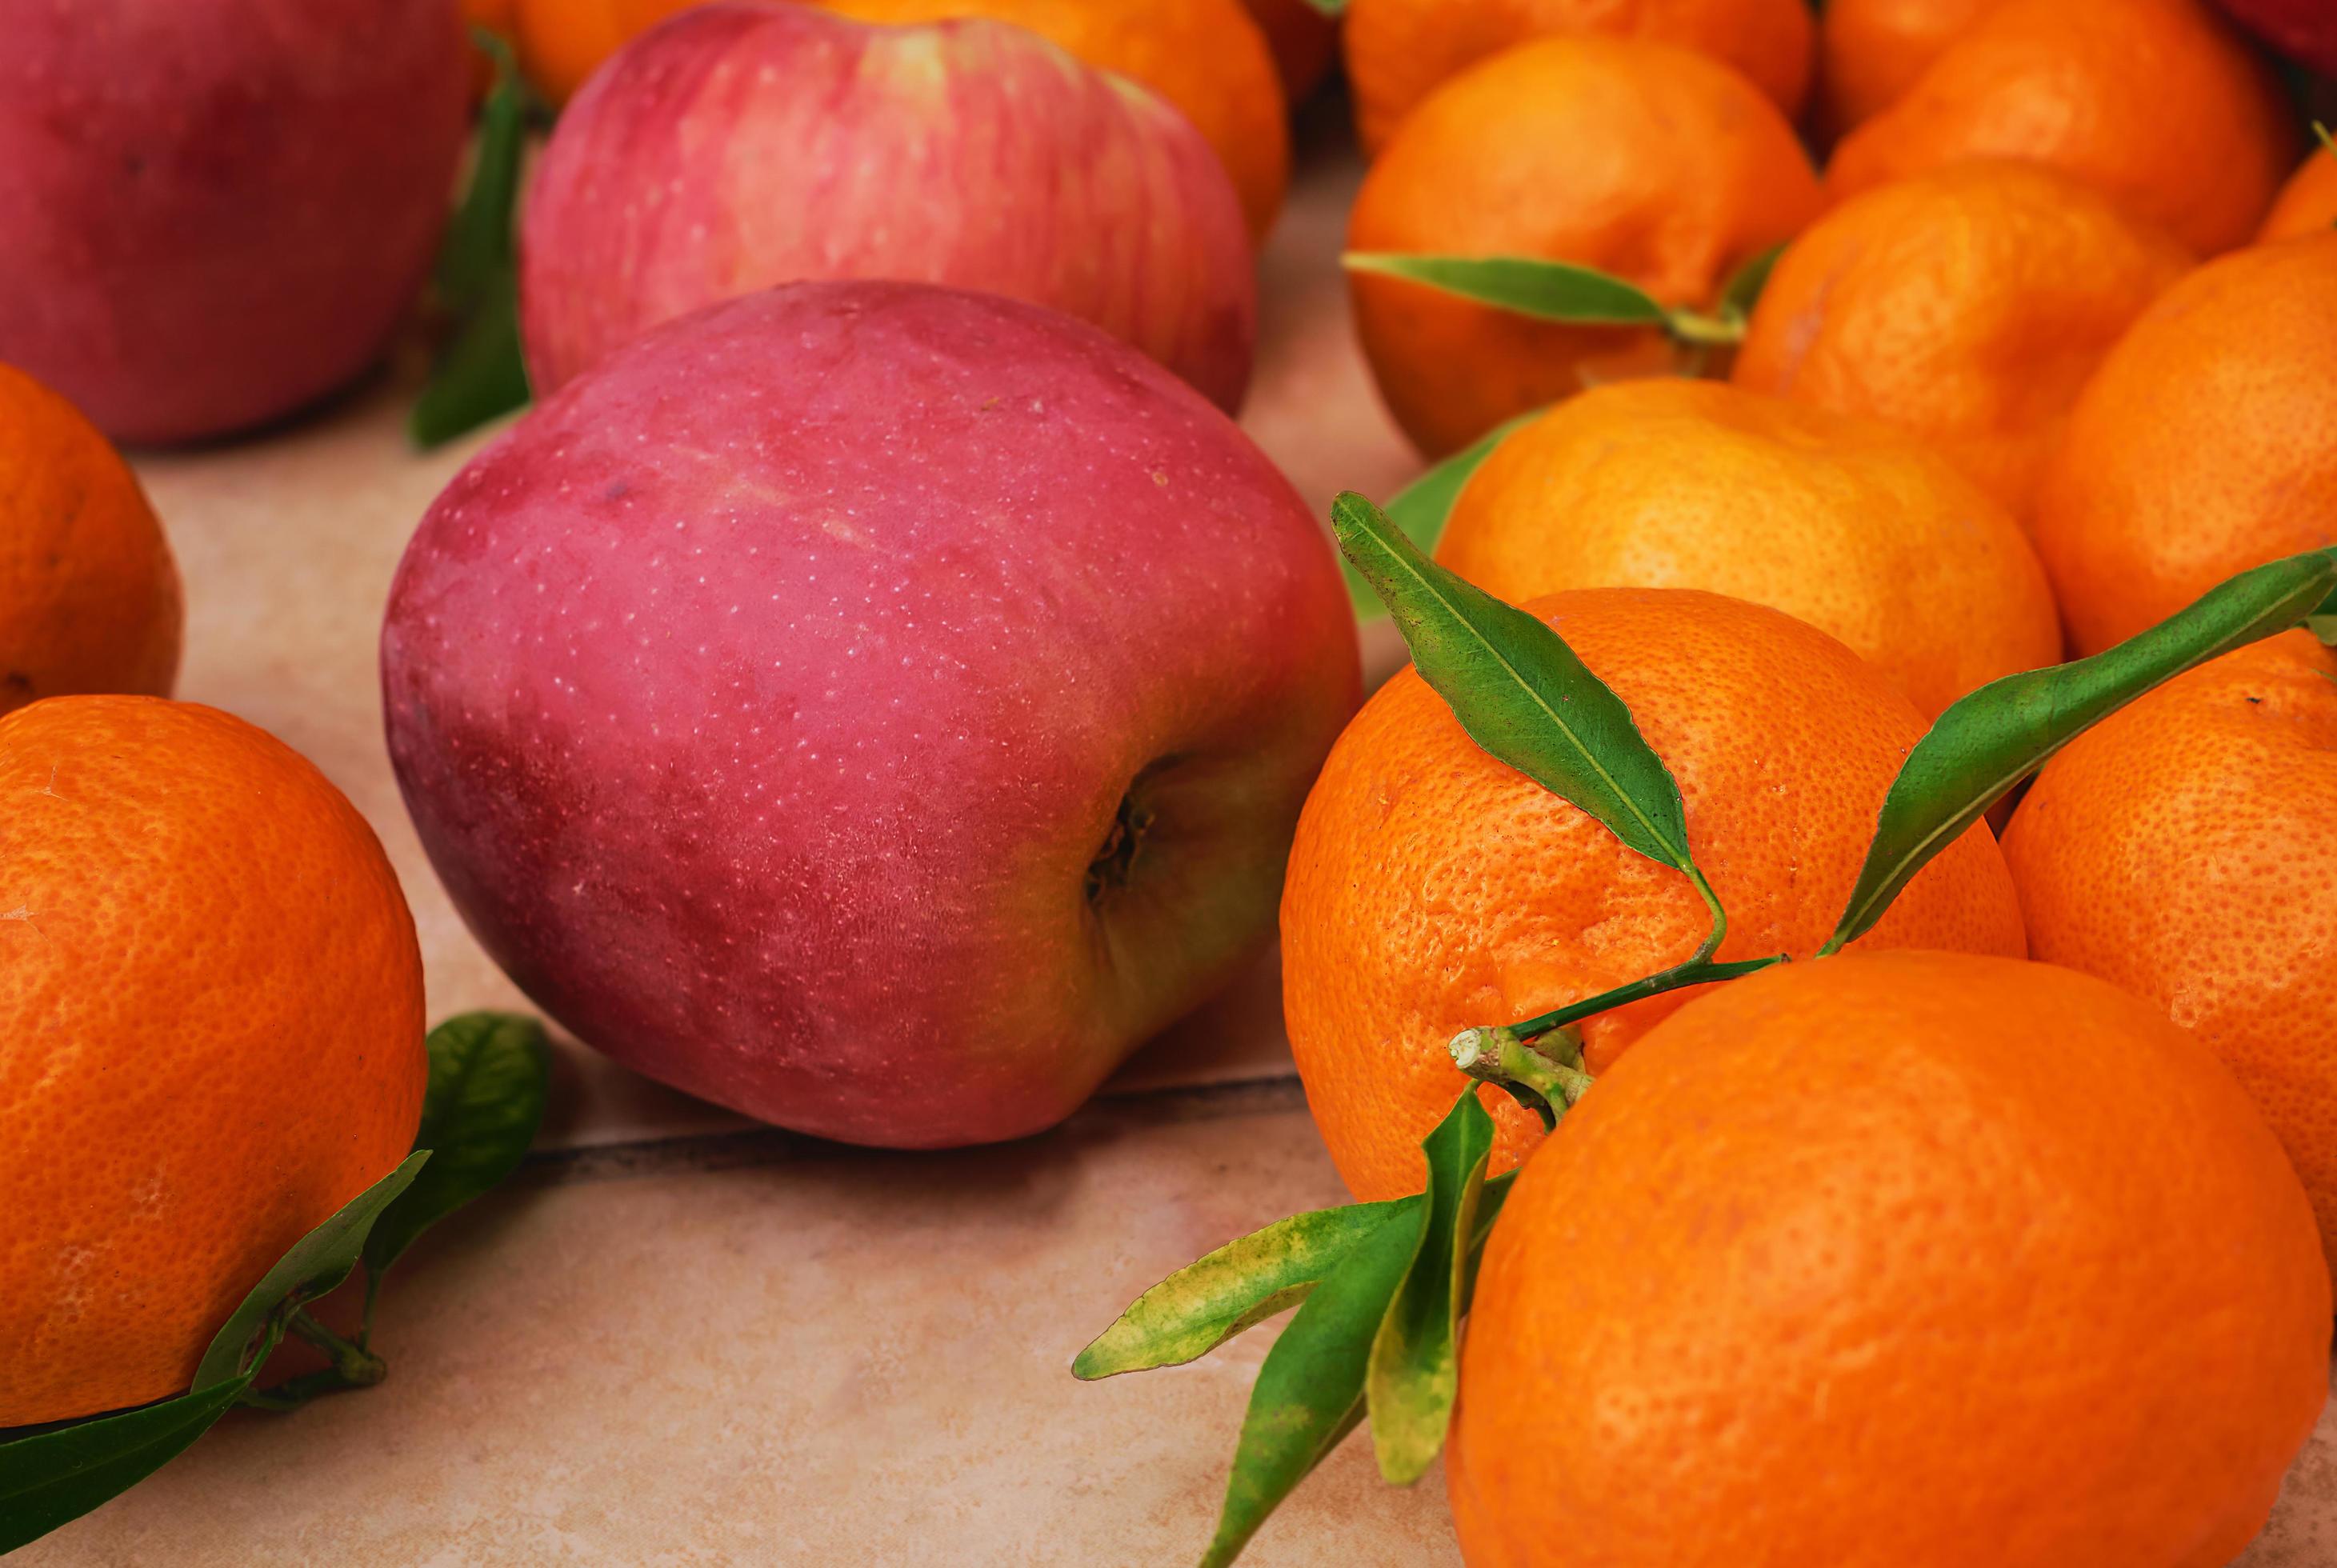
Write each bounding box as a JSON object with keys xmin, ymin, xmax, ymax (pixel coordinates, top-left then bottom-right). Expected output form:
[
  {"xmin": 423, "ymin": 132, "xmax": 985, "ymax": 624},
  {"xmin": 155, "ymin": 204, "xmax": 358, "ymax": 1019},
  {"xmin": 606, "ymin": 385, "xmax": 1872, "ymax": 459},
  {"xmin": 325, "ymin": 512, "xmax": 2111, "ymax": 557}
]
[
  {"xmin": 2217, "ymin": 0, "xmax": 2337, "ymax": 75},
  {"xmin": 518, "ymin": 2, "xmax": 1256, "ymax": 411},
  {"xmin": 0, "ymin": 0, "xmax": 468, "ymax": 445},
  {"xmin": 382, "ymin": 281, "xmax": 1358, "ymax": 1147}
]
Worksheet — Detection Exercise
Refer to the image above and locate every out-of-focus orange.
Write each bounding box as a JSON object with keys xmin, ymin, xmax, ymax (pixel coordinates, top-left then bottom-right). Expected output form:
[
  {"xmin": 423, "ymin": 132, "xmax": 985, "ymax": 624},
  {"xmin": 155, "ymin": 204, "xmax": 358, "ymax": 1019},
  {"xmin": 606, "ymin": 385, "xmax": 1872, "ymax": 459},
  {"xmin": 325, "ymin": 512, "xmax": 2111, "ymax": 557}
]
[
  {"xmin": 0, "ymin": 698, "xmax": 426, "ymax": 1426},
  {"xmin": 1826, "ymin": 0, "xmax": 2299, "ymax": 256},
  {"xmin": 1734, "ymin": 162, "xmax": 2194, "ymax": 522},
  {"xmin": 1245, "ymin": 0, "xmax": 1335, "ymax": 101},
  {"xmin": 0, "ymin": 364, "xmax": 182, "ymax": 718},
  {"xmin": 1282, "ymin": 587, "xmax": 2030, "ymax": 1202},
  {"xmin": 1437, "ymin": 379, "xmax": 2061, "ymax": 719},
  {"xmin": 1816, "ymin": 0, "xmax": 1991, "ymax": 134},
  {"xmin": 2003, "ymin": 631, "xmax": 2337, "ymax": 1283},
  {"xmin": 1343, "ymin": 0, "xmax": 1814, "ymax": 156},
  {"xmin": 2031, "ymin": 233, "xmax": 2337, "ymax": 654},
  {"xmin": 1347, "ymin": 36, "xmax": 1821, "ymax": 458},
  {"xmin": 2260, "ymin": 147, "xmax": 2337, "ymax": 242}
]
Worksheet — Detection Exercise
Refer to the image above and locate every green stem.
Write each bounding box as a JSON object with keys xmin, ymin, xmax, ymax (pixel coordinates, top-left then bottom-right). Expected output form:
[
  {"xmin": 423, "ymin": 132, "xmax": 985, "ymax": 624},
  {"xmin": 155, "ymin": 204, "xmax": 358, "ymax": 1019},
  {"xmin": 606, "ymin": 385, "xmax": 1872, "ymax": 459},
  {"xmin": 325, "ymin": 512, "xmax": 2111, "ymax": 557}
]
[
  {"xmin": 1666, "ymin": 308, "xmax": 1748, "ymax": 348},
  {"xmin": 1504, "ymin": 951, "xmax": 1786, "ymax": 1043},
  {"xmin": 1450, "ymin": 1027, "xmax": 1597, "ymax": 1131},
  {"xmin": 286, "ymin": 1309, "xmax": 388, "ymax": 1390}
]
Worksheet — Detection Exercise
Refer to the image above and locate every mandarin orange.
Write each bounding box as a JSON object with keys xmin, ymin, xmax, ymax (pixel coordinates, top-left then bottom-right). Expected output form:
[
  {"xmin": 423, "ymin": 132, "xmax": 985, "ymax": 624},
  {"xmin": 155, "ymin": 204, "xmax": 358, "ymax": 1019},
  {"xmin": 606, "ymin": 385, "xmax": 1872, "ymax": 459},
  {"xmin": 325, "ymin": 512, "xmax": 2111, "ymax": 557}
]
[
  {"xmin": 1347, "ymin": 37, "xmax": 1821, "ymax": 458},
  {"xmin": 1343, "ymin": 0, "xmax": 1813, "ymax": 156},
  {"xmin": 1282, "ymin": 588, "xmax": 2028, "ymax": 1202},
  {"xmin": 1734, "ymin": 161, "xmax": 2193, "ymax": 522},
  {"xmin": 1450, "ymin": 951, "xmax": 2330, "ymax": 1568},
  {"xmin": 1436, "ymin": 378, "xmax": 2061, "ymax": 718},
  {"xmin": 0, "ymin": 697, "xmax": 426, "ymax": 1426},
  {"xmin": 2031, "ymin": 233, "xmax": 2337, "ymax": 654},
  {"xmin": 0, "ymin": 364, "xmax": 182, "ymax": 718},
  {"xmin": 2002, "ymin": 631, "xmax": 2337, "ymax": 1280},
  {"xmin": 1826, "ymin": 0, "xmax": 2298, "ymax": 256},
  {"xmin": 1815, "ymin": 0, "xmax": 1991, "ymax": 133}
]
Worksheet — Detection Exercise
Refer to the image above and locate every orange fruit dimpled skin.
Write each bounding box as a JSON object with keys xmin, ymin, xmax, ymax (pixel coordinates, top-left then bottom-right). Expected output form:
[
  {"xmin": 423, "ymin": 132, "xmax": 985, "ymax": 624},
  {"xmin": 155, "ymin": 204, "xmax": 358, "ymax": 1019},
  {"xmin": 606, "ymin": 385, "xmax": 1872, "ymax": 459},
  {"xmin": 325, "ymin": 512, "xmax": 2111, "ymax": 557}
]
[
  {"xmin": 2002, "ymin": 632, "xmax": 2337, "ymax": 1281},
  {"xmin": 2032, "ymin": 234, "xmax": 2337, "ymax": 655},
  {"xmin": 0, "ymin": 365, "xmax": 183, "ymax": 717},
  {"xmin": 0, "ymin": 697, "xmax": 426, "ymax": 1427},
  {"xmin": 1733, "ymin": 162, "xmax": 2195, "ymax": 525},
  {"xmin": 1825, "ymin": 0, "xmax": 2299, "ymax": 258},
  {"xmin": 1347, "ymin": 37, "xmax": 1822, "ymax": 459},
  {"xmin": 1343, "ymin": 0, "xmax": 1814, "ymax": 157},
  {"xmin": 1448, "ymin": 952, "xmax": 2331, "ymax": 1568},
  {"xmin": 1436, "ymin": 378, "xmax": 2062, "ymax": 720},
  {"xmin": 2259, "ymin": 149, "xmax": 2337, "ymax": 244},
  {"xmin": 1281, "ymin": 588, "xmax": 2029, "ymax": 1203}
]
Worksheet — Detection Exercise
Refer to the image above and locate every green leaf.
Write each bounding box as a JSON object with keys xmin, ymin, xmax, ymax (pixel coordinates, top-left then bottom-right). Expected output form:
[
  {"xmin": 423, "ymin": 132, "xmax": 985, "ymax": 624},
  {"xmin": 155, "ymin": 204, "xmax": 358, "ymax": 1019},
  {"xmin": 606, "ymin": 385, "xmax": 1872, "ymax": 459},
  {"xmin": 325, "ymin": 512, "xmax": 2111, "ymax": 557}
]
[
  {"xmin": 0, "ymin": 1378, "xmax": 252, "ymax": 1553},
  {"xmin": 1366, "ymin": 1094, "xmax": 1495, "ymax": 1483},
  {"xmin": 1074, "ymin": 1198, "xmax": 1413, "ymax": 1380},
  {"xmin": 1299, "ymin": 0, "xmax": 1343, "ymax": 15},
  {"xmin": 1347, "ymin": 410, "xmax": 1543, "ymax": 618},
  {"xmin": 1199, "ymin": 1205, "xmax": 1425, "ymax": 1568},
  {"xmin": 1715, "ymin": 243, "xmax": 1785, "ymax": 322},
  {"xmin": 1343, "ymin": 253, "xmax": 1670, "ymax": 328},
  {"xmin": 1827, "ymin": 546, "xmax": 2337, "ymax": 950},
  {"xmin": 435, "ymin": 28, "xmax": 529, "ymax": 314},
  {"xmin": 1331, "ymin": 490, "xmax": 1698, "ymax": 876},
  {"xmin": 410, "ymin": 265, "xmax": 532, "ymax": 450},
  {"xmin": 192, "ymin": 1152, "xmax": 430, "ymax": 1390},
  {"xmin": 365, "ymin": 1014, "xmax": 550, "ymax": 1278}
]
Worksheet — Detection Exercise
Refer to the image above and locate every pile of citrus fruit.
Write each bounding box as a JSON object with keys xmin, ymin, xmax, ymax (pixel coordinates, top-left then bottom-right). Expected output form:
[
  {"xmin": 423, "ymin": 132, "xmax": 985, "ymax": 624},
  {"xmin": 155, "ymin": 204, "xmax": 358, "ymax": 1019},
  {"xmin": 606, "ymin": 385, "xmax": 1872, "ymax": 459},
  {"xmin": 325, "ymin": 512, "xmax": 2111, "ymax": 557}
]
[{"xmin": 4, "ymin": 0, "xmax": 2337, "ymax": 1563}]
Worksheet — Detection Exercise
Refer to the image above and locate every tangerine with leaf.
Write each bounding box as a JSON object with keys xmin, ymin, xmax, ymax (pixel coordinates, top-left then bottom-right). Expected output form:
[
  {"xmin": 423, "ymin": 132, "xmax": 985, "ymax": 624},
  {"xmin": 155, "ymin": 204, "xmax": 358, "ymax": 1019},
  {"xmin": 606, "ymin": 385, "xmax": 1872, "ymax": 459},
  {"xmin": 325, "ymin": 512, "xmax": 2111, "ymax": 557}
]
[
  {"xmin": 1282, "ymin": 586, "xmax": 2028, "ymax": 1202},
  {"xmin": 1346, "ymin": 35, "xmax": 1821, "ymax": 458},
  {"xmin": 0, "ymin": 697, "xmax": 426, "ymax": 1427}
]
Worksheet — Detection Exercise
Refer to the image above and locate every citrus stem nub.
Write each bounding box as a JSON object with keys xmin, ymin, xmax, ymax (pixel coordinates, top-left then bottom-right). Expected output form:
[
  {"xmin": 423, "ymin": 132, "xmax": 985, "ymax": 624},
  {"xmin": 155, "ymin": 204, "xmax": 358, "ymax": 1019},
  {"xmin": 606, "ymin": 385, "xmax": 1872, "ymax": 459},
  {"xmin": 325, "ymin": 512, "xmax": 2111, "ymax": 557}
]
[{"xmin": 1451, "ymin": 1026, "xmax": 1595, "ymax": 1132}]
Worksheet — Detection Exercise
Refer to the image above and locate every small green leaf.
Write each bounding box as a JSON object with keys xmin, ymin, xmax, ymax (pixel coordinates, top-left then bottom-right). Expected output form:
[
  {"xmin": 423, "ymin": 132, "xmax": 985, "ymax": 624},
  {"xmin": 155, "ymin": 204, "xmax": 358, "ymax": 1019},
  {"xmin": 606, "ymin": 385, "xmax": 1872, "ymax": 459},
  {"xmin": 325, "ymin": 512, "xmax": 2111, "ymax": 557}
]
[
  {"xmin": 410, "ymin": 266, "xmax": 531, "ymax": 450},
  {"xmin": 1347, "ymin": 410, "xmax": 1543, "ymax": 618},
  {"xmin": 365, "ymin": 1014, "xmax": 550, "ymax": 1278},
  {"xmin": 1332, "ymin": 491, "xmax": 1698, "ymax": 876},
  {"xmin": 435, "ymin": 30, "xmax": 529, "ymax": 314},
  {"xmin": 1199, "ymin": 1205, "xmax": 1424, "ymax": 1568},
  {"xmin": 1715, "ymin": 243, "xmax": 1785, "ymax": 322},
  {"xmin": 1299, "ymin": 0, "xmax": 1343, "ymax": 15},
  {"xmin": 192, "ymin": 1152, "xmax": 430, "ymax": 1390},
  {"xmin": 1827, "ymin": 546, "xmax": 2337, "ymax": 950},
  {"xmin": 1343, "ymin": 253, "xmax": 1670, "ymax": 327},
  {"xmin": 0, "ymin": 1378, "xmax": 252, "ymax": 1553},
  {"xmin": 1074, "ymin": 1198, "xmax": 1413, "ymax": 1380},
  {"xmin": 1366, "ymin": 1094, "xmax": 1495, "ymax": 1483}
]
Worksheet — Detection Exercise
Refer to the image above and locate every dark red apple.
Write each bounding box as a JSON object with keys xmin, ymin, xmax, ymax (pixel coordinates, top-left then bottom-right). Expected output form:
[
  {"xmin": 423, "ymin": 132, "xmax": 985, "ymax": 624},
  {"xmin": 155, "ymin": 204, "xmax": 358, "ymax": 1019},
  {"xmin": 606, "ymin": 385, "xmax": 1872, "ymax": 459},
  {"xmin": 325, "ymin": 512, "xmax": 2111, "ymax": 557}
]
[
  {"xmin": 2218, "ymin": 0, "xmax": 2337, "ymax": 75},
  {"xmin": 0, "ymin": 0, "xmax": 469, "ymax": 444},
  {"xmin": 382, "ymin": 281, "xmax": 1359, "ymax": 1147}
]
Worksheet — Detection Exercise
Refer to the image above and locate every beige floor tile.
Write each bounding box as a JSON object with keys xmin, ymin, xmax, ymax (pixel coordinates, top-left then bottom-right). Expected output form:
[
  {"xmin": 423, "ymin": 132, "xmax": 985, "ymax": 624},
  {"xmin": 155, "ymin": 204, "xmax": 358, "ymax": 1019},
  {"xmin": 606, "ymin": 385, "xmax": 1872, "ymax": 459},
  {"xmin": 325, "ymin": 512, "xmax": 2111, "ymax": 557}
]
[{"xmin": 21, "ymin": 1090, "xmax": 1463, "ymax": 1566}]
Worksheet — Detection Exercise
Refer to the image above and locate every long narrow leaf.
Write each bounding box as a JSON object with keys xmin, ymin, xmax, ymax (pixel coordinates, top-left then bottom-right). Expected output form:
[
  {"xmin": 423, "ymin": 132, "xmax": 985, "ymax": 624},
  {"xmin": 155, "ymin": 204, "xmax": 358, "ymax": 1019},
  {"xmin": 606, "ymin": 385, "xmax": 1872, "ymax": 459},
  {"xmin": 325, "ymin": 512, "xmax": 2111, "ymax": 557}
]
[
  {"xmin": 1347, "ymin": 410, "xmax": 1543, "ymax": 618},
  {"xmin": 1367, "ymin": 1094, "xmax": 1495, "ymax": 1483},
  {"xmin": 1075, "ymin": 1198, "xmax": 1412, "ymax": 1380},
  {"xmin": 1829, "ymin": 546, "xmax": 2337, "ymax": 949},
  {"xmin": 0, "ymin": 1378, "xmax": 251, "ymax": 1553},
  {"xmin": 193, "ymin": 1153, "xmax": 430, "ymax": 1389},
  {"xmin": 1343, "ymin": 254, "xmax": 1671, "ymax": 326},
  {"xmin": 1333, "ymin": 490, "xmax": 1697, "ymax": 874},
  {"xmin": 1199, "ymin": 1206, "xmax": 1427, "ymax": 1568}
]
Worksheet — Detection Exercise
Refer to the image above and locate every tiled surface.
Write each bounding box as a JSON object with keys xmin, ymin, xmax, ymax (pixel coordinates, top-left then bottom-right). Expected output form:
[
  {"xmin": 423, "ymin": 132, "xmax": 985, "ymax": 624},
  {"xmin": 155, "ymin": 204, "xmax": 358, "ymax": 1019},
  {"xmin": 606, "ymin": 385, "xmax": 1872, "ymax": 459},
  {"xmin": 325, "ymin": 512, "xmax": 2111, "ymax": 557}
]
[{"xmin": 30, "ymin": 94, "xmax": 2337, "ymax": 1568}]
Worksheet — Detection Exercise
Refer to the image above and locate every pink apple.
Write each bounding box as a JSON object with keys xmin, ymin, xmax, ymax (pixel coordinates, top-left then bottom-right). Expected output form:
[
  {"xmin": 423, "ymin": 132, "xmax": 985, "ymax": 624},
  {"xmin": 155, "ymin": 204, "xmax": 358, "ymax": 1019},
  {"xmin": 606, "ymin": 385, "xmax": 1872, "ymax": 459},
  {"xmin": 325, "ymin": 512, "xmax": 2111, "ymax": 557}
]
[
  {"xmin": 382, "ymin": 281, "xmax": 1357, "ymax": 1147},
  {"xmin": 0, "ymin": 0, "xmax": 468, "ymax": 445},
  {"xmin": 519, "ymin": 2, "xmax": 1256, "ymax": 411}
]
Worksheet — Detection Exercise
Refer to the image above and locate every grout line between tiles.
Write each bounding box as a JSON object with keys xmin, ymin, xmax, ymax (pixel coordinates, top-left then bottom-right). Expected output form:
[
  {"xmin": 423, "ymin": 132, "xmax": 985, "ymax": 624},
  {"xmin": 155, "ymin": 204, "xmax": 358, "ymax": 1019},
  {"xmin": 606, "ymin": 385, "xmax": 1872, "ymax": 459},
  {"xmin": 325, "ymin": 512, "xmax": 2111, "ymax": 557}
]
[{"xmin": 518, "ymin": 1072, "xmax": 1311, "ymax": 1187}]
